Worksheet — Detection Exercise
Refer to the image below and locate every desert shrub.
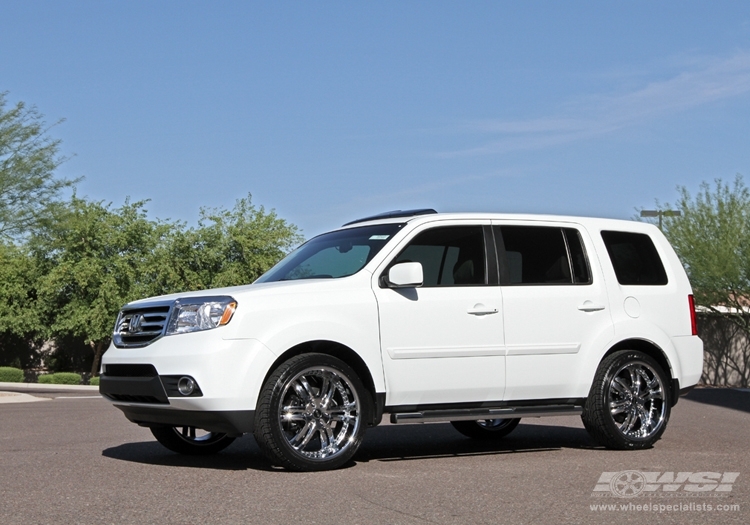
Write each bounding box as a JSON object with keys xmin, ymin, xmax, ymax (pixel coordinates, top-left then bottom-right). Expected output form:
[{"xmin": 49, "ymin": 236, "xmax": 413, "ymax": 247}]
[
  {"xmin": 0, "ymin": 366, "xmax": 24, "ymax": 383},
  {"xmin": 37, "ymin": 372, "xmax": 82, "ymax": 385}
]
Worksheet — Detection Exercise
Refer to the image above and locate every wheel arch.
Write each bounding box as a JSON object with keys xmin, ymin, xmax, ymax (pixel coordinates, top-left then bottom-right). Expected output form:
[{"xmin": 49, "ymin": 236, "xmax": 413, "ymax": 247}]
[
  {"xmin": 261, "ymin": 340, "xmax": 384, "ymax": 426},
  {"xmin": 601, "ymin": 338, "xmax": 679, "ymax": 406}
]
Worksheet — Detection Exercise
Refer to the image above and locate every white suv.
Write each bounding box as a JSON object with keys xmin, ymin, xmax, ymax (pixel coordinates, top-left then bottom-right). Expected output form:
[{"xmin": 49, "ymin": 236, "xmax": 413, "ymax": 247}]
[{"xmin": 100, "ymin": 210, "xmax": 704, "ymax": 471}]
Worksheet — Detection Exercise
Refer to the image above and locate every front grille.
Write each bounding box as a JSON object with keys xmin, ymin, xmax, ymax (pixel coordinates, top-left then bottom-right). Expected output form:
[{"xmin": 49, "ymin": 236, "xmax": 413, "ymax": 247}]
[
  {"xmin": 113, "ymin": 305, "xmax": 171, "ymax": 348},
  {"xmin": 99, "ymin": 366, "xmax": 170, "ymax": 405}
]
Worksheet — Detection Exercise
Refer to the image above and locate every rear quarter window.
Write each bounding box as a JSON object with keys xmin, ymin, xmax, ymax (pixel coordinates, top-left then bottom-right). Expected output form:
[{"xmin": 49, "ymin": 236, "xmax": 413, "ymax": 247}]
[{"xmin": 601, "ymin": 230, "xmax": 668, "ymax": 285}]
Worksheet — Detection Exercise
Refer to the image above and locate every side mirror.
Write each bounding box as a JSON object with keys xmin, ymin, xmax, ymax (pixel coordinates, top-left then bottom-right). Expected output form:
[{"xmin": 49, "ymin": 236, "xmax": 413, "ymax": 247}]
[{"xmin": 386, "ymin": 262, "xmax": 423, "ymax": 288}]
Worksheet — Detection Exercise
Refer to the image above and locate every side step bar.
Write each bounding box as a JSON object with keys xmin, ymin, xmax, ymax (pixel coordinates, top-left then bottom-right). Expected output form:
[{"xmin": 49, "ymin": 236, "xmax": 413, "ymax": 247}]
[{"xmin": 389, "ymin": 404, "xmax": 583, "ymax": 424}]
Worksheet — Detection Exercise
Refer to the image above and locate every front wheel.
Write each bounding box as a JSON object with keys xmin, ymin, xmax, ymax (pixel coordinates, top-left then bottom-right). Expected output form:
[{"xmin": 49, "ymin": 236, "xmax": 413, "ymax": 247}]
[
  {"xmin": 451, "ymin": 418, "xmax": 521, "ymax": 439},
  {"xmin": 253, "ymin": 353, "xmax": 369, "ymax": 471},
  {"xmin": 582, "ymin": 350, "xmax": 671, "ymax": 450},
  {"xmin": 150, "ymin": 426, "xmax": 235, "ymax": 455}
]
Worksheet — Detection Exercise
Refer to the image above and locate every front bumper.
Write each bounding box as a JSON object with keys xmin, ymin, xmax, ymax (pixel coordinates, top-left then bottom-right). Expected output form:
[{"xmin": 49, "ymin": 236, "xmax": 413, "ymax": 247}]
[
  {"xmin": 113, "ymin": 404, "xmax": 254, "ymax": 436},
  {"xmin": 100, "ymin": 333, "xmax": 277, "ymax": 432}
]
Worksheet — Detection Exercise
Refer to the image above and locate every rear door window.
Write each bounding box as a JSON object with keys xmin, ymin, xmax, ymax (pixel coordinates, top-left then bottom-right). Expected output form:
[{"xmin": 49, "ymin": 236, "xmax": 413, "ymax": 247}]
[
  {"xmin": 601, "ymin": 231, "xmax": 668, "ymax": 285},
  {"xmin": 494, "ymin": 226, "xmax": 591, "ymax": 285}
]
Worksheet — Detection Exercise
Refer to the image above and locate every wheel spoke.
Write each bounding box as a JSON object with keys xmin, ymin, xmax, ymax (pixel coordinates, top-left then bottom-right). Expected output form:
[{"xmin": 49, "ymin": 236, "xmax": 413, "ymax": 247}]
[
  {"xmin": 328, "ymin": 401, "xmax": 356, "ymax": 414},
  {"xmin": 180, "ymin": 426, "xmax": 196, "ymax": 439},
  {"xmin": 628, "ymin": 368, "xmax": 640, "ymax": 396},
  {"xmin": 637, "ymin": 405, "xmax": 652, "ymax": 430},
  {"xmin": 298, "ymin": 376, "xmax": 316, "ymax": 400},
  {"xmin": 619, "ymin": 408, "xmax": 637, "ymax": 433},
  {"xmin": 318, "ymin": 427, "xmax": 330, "ymax": 449},
  {"xmin": 644, "ymin": 387, "xmax": 663, "ymax": 401},
  {"xmin": 318, "ymin": 374, "xmax": 331, "ymax": 403},
  {"xmin": 281, "ymin": 406, "xmax": 307, "ymax": 422},
  {"xmin": 324, "ymin": 426, "xmax": 336, "ymax": 450},
  {"xmin": 609, "ymin": 399, "xmax": 630, "ymax": 416},
  {"xmin": 612, "ymin": 377, "xmax": 630, "ymax": 396},
  {"xmin": 636, "ymin": 368, "xmax": 651, "ymax": 385},
  {"xmin": 290, "ymin": 421, "xmax": 316, "ymax": 449}
]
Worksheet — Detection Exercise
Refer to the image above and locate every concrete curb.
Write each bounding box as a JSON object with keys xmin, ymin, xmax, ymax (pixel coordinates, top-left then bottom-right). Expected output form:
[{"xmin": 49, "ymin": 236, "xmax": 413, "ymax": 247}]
[
  {"xmin": 0, "ymin": 382, "xmax": 99, "ymax": 392},
  {"xmin": 0, "ymin": 392, "xmax": 50, "ymax": 404}
]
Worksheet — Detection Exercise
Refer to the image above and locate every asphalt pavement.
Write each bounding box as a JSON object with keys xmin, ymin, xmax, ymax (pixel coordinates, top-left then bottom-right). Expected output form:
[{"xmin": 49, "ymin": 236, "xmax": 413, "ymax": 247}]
[{"xmin": 0, "ymin": 388, "xmax": 747, "ymax": 524}]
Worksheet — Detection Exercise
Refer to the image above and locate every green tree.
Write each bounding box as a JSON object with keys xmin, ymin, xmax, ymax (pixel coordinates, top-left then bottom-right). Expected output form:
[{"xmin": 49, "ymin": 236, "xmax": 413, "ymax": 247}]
[
  {"xmin": 0, "ymin": 242, "xmax": 46, "ymax": 369},
  {"xmin": 30, "ymin": 197, "xmax": 171, "ymax": 376},
  {"xmin": 0, "ymin": 242, "xmax": 40, "ymax": 336},
  {"xmin": 0, "ymin": 93, "xmax": 76, "ymax": 240},
  {"xmin": 661, "ymin": 175, "xmax": 750, "ymax": 386},
  {"xmin": 149, "ymin": 194, "xmax": 302, "ymax": 293},
  {"xmin": 663, "ymin": 176, "xmax": 750, "ymax": 313}
]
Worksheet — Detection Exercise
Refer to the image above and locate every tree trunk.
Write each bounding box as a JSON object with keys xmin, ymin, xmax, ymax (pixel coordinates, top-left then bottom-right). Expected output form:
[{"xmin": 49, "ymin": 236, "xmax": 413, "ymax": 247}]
[{"xmin": 90, "ymin": 341, "xmax": 105, "ymax": 377}]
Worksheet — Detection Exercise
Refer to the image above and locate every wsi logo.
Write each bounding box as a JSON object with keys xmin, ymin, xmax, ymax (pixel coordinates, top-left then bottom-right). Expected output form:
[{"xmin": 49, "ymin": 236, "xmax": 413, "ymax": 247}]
[{"xmin": 593, "ymin": 471, "xmax": 740, "ymax": 498}]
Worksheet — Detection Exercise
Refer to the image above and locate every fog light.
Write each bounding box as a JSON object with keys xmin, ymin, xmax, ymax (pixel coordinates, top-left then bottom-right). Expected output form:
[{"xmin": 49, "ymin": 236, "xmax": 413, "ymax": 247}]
[{"xmin": 177, "ymin": 376, "xmax": 196, "ymax": 396}]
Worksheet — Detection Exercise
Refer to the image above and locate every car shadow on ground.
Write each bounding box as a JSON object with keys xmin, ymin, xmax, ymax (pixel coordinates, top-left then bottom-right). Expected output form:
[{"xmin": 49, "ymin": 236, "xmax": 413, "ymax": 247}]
[
  {"xmin": 683, "ymin": 387, "xmax": 750, "ymax": 414},
  {"xmin": 102, "ymin": 438, "xmax": 276, "ymax": 471},
  {"xmin": 102, "ymin": 422, "xmax": 599, "ymax": 471},
  {"xmin": 356, "ymin": 422, "xmax": 597, "ymax": 464}
]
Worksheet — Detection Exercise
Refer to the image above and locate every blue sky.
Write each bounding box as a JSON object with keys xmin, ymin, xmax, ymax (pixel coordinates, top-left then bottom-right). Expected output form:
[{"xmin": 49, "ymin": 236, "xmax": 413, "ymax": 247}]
[{"xmin": 2, "ymin": 2, "xmax": 750, "ymax": 237}]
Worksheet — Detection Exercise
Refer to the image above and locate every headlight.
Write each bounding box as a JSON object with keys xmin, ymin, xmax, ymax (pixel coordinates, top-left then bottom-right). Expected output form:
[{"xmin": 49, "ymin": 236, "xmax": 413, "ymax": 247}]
[{"xmin": 166, "ymin": 296, "xmax": 237, "ymax": 335}]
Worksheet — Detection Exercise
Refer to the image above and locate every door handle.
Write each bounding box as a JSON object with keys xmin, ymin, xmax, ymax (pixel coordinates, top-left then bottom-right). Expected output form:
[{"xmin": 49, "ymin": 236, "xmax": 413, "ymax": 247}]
[
  {"xmin": 578, "ymin": 301, "xmax": 605, "ymax": 312},
  {"xmin": 467, "ymin": 304, "xmax": 499, "ymax": 316}
]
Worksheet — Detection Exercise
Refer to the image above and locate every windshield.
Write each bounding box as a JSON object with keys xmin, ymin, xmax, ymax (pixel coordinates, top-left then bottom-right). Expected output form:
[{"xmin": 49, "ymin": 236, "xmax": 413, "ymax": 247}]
[{"xmin": 255, "ymin": 223, "xmax": 404, "ymax": 283}]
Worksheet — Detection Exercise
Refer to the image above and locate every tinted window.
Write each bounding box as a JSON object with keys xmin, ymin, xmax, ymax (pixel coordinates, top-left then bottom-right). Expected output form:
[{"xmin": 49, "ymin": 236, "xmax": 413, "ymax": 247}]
[
  {"xmin": 256, "ymin": 224, "xmax": 404, "ymax": 282},
  {"xmin": 601, "ymin": 231, "xmax": 668, "ymax": 285},
  {"xmin": 393, "ymin": 226, "xmax": 486, "ymax": 286},
  {"xmin": 495, "ymin": 226, "xmax": 590, "ymax": 285}
]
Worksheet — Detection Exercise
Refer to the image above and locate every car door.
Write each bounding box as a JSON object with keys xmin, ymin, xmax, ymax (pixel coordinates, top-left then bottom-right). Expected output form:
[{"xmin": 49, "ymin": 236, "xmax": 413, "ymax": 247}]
[
  {"xmin": 373, "ymin": 221, "xmax": 506, "ymax": 407},
  {"xmin": 493, "ymin": 222, "xmax": 614, "ymax": 400}
]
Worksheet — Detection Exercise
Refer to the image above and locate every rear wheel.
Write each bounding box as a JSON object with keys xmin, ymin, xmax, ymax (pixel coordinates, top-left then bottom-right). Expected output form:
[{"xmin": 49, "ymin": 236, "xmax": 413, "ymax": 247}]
[
  {"xmin": 451, "ymin": 418, "xmax": 521, "ymax": 439},
  {"xmin": 150, "ymin": 426, "xmax": 235, "ymax": 455},
  {"xmin": 253, "ymin": 353, "xmax": 369, "ymax": 471},
  {"xmin": 582, "ymin": 350, "xmax": 670, "ymax": 449}
]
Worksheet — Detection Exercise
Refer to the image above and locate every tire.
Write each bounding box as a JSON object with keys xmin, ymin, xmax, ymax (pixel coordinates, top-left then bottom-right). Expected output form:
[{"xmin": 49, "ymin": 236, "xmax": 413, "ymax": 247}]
[
  {"xmin": 582, "ymin": 350, "xmax": 671, "ymax": 450},
  {"xmin": 253, "ymin": 353, "xmax": 369, "ymax": 471},
  {"xmin": 150, "ymin": 426, "xmax": 235, "ymax": 455},
  {"xmin": 451, "ymin": 418, "xmax": 521, "ymax": 439}
]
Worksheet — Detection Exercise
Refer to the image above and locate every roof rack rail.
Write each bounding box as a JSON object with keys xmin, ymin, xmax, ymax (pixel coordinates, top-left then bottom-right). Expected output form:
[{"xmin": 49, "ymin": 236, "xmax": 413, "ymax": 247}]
[{"xmin": 342, "ymin": 208, "xmax": 438, "ymax": 227}]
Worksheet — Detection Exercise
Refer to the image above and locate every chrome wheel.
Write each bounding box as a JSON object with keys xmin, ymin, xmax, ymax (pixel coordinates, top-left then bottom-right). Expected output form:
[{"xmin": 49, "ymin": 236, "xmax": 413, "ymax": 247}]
[
  {"xmin": 582, "ymin": 350, "xmax": 671, "ymax": 450},
  {"xmin": 451, "ymin": 417, "xmax": 520, "ymax": 439},
  {"xmin": 150, "ymin": 426, "xmax": 235, "ymax": 455},
  {"xmin": 173, "ymin": 426, "xmax": 225, "ymax": 444},
  {"xmin": 278, "ymin": 366, "xmax": 362, "ymax": 460},
  {"xmin": 254, "ymin": 353, "xmax": 369, "ymax": 471},
  {"xmin": 607, "ymin": 361, "xmax": 667, "ymax": 440},
  {"xmin": 477, "ymin": 419, "xmax": 514, "ymax": 430}
]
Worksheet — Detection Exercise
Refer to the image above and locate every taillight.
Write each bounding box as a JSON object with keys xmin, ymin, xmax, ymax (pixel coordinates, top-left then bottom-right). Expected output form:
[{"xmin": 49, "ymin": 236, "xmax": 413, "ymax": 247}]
[{"xmin": 688, "ymin": 294, "xmax": 698, "ymax": 336}]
